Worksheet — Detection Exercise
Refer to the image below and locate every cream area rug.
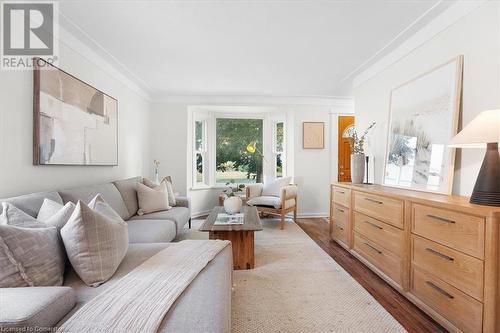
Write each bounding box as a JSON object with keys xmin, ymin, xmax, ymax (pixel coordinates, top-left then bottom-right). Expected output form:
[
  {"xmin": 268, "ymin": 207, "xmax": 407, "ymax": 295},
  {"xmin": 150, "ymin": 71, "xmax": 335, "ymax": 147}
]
[{"xmin": 177, "ymin": 219, "xmax": 406, "ymax": 333}]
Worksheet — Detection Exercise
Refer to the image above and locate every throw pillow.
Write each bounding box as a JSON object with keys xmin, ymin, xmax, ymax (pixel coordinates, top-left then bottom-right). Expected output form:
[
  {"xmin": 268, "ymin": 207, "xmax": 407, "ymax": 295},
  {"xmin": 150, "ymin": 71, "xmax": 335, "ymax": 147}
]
[
  {"xmin": 88, "ymin": 194, "xmax": 123, "ymax": 222},
  {"xmin": 0, "ymin": 223, "xmax": 64, "ymax": 288},
  {"xmin": 61, "ymin": 200, "xmax": 129, "ymax": 287},
  {"xmin": 0, "ymin": 202, "xmax": 42, "ymax": 228},
  {"xmin": 262, "ymin": 176, "xmax": 292, "ymax": 197},
  {"xmin": 37, "ymin": 199, "xmax": 76, "ymax": 230},
  {"xmin": 144, "ymin": 178, "xmax": 176, "ymax": 207},
  {"xmin": 137, "ymin": 181, "xmax": 171, "ymax": 215}
]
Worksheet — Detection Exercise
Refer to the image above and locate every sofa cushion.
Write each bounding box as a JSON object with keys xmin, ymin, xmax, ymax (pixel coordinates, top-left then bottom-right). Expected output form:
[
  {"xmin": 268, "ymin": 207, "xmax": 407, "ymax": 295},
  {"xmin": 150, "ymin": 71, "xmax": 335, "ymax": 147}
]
[
  {"xmin": 113, "ymin": 177, "xmax": 142, "ymax": 220},
  {"xmin": 61, "ymin": 200, "xmax": 128, "ymax": 287},
  {"xmin": 127, "ymin": 219, "xmax": 176, "ymax": 243},
  {"xmin": 0, "ymin": 191, "xmax": 63, "ymax": 218},
  {"xmin": 129, "ymin": 207, "xmax": 190, "ymax": 232},
  {"xmin": 247, "ymin": 195, "xmax": 295, "ymax": 209},
  {"xmin": 60, "ymin": 243, "xmax": 232, "ymax": 333},
  {"xmin": 59, "ymin": 183, "xmax": 129, "ymax": 220},
  {"xmin": 0, "ymin": 287, "xmax": 75, "ymax": 331},
  {"xmin": 261, "ymin": 176, "xmax": 292, "ymax": 197},
  {"xmin": 0, "ymin": 223, "xmax": 64, "ymax": 287}
]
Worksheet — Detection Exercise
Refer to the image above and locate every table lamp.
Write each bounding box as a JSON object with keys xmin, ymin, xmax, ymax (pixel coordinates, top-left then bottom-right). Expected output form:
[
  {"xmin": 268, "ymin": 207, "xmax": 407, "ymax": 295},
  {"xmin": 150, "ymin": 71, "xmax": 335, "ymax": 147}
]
[{"xmin": 449, "ymin": 109, "xmax": 499, "ymax": 206}]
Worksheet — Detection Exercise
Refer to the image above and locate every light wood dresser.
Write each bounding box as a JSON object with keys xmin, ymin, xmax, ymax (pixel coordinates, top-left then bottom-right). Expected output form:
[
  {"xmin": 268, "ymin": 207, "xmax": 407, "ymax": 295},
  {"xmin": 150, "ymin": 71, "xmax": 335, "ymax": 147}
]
[{"xmin": 329, "ymin": 183, "xmax": 500, "ymax": 333}]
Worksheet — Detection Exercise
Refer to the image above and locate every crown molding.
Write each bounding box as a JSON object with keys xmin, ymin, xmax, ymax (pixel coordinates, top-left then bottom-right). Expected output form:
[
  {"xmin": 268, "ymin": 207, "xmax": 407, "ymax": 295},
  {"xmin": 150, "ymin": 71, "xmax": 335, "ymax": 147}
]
[
  {"xmin": 151, "ymin": 93, "xmax": 354, "ymax": 107},
  {"xmin": 57, "ymin": 14, "xmax": 152, "ymax": 100},
  {"xmin": 352, "ymin": 0, "xmax": 488, "ymax": 89}
]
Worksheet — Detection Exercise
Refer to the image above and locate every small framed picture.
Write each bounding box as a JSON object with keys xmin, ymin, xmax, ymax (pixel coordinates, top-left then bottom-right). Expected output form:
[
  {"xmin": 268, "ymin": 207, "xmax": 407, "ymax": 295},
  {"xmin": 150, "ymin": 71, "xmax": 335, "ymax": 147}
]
[{"xmin": 303, "ymin": 122, "xmax": 325, "ymax": 149}]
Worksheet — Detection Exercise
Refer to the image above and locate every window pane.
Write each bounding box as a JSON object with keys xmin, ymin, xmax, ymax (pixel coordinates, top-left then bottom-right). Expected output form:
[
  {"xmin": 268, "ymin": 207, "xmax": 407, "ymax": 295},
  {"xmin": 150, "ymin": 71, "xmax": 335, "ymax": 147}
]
[
  {"xmin": 196, "ymin": 153, "xmax": 203, "ymax": 183},
  {"xmin": 195, "ymin": 121, "xmax": 203, "ymax": 151},
  {"xmin": 276, "ymin": 122, "xmax": 284, "ymax": 152},
  {"xmin": 276, "ymin": 153, "xmax": 283, "ymax": 178},
  {"xmin": 216, "ymin": 118, "xmax": 263, "ymax": 184}
]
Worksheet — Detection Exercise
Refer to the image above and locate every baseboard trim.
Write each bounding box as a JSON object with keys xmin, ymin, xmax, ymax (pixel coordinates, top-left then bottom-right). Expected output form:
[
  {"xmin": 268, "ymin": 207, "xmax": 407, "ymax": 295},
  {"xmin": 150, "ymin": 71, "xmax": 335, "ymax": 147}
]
[
  {"xmin": 191, "ymin": 210, "xmax": 211, "ymax": 219},
  {"xmin": 192, "ymin": 210, "xmax": 327, "ymax": 219}
]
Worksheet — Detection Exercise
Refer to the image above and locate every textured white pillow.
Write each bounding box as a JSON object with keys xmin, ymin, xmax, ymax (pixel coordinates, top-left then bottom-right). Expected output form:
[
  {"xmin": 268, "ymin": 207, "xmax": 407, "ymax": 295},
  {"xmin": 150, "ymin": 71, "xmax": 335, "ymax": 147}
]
[
  {"xmin": 1, "ymin": 202, "xmax": 42, "ymax": 228},
  {"xmin": 61, "ymin": 200, "xmax": 128, "ymax": 287},
  {"xmin": 88, "ymin": 194, "xmax": 123, "ymax": 222},
  {"xmin": 137, "ymin": 182, "xmax": 171, "ymax": 215},
  {"xmin": 262, "ymin": 177, "xmax": 292, "ymax": 197},
  {"xmin": 37, "ymin": 199, "xmax": 76, "ymax": 231}
]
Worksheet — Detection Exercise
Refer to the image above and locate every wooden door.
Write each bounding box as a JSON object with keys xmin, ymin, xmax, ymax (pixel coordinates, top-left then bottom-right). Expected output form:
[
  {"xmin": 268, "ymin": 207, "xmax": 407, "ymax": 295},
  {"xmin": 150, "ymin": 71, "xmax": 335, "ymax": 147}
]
[{"xmin": 338, "ymin": 116, "xmax": 355, "ymax": 182}]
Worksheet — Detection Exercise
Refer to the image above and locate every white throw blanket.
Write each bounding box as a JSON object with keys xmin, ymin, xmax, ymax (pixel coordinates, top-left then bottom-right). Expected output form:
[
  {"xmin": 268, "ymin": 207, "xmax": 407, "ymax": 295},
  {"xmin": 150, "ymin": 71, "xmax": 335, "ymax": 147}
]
[{"xmin": 57, "ymin": 240, "xmax": 230, "ymax": 333}]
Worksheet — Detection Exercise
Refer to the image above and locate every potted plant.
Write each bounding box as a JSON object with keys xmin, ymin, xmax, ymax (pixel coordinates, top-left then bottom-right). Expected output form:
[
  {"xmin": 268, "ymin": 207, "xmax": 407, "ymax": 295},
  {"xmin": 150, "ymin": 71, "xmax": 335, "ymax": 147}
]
[
  {"xmin": 222, "ymin": 180, "xmax": 245, "ymax": 214},
  {"xmin": 348, "ymin": 122, "xmax": 375, "ymax": 184}
]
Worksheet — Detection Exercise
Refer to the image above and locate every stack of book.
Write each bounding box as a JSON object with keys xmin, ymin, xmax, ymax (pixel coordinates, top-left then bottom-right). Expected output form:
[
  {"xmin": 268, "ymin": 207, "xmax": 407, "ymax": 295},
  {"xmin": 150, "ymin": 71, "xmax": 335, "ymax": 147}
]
[{"xmin": 214, "ymin": 213, "xmax": 244, "ymax": 225}]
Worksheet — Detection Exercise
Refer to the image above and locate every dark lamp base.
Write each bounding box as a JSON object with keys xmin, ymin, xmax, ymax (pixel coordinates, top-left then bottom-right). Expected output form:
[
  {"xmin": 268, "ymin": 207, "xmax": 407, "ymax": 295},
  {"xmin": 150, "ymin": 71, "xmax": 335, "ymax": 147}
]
[{"xmin": 470, "ymin": 142, "xmax": 500, "ymax": 207}]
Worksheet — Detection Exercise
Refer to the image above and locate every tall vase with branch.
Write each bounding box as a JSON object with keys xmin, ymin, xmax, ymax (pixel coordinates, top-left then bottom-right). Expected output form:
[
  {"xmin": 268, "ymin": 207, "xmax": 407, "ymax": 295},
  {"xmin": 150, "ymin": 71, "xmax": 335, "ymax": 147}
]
[
  {"xmin": 347, "ymin": 122, "xmax": 375, "ymax": 184},
  {"xmin": 153, "ymin": 160, "xmax": 161, "ymax": 185}
]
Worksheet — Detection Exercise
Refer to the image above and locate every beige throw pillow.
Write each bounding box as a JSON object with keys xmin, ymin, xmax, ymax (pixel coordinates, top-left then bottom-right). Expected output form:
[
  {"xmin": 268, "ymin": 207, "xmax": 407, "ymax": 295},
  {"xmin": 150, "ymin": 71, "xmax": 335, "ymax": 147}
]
[
  {"xmin": 37, "ymin": 199, "xmax": 76, "ymax": 230},
  {"xmin": 144, "ymin": 178, "xmax": 176, "ymax": 207},
  {"xmin": 137, "ymin": 181, "xmax": 171, "ymax": 215},
  {"xmin": 61, "ymin": 199, "xmax": 128, "ymax": 287}
]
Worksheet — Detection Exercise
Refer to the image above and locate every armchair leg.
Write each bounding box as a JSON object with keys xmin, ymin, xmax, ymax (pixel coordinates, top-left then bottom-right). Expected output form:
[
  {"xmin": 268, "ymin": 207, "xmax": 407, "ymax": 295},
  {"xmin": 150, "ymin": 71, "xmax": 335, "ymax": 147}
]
[
  {"xmin": 294, "ymin": 207, "xmax": 297, "ymax": 222},
  {"xmin": 188, "ymin": 218, "xmax": 192, "ymax": 229},
  {"xmin": 280, "ymin": 214, "xmax": 285, "ymax": 230}
]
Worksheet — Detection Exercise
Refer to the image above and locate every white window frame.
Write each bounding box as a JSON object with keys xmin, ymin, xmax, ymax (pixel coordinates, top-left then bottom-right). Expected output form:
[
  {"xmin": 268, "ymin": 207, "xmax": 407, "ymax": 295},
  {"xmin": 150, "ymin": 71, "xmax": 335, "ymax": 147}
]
[
  {"xmin": 193, "ymin": 118, "xmax": 208, "ymax": 187},
  {"xmin": 272, "ymin": 120, "xmax": 286, "ymax": 178},
  {"xmin": 190, "ymin": 108, "xmax": 290, "ymax": 189}
]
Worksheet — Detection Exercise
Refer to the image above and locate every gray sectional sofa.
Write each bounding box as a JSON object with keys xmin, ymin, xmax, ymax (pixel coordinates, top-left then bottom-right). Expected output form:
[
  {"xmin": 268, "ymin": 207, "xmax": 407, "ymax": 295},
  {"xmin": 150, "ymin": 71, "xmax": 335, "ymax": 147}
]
[{"xmin": 0, "ymin": 177, "xmax": 232, "ymax": 333}]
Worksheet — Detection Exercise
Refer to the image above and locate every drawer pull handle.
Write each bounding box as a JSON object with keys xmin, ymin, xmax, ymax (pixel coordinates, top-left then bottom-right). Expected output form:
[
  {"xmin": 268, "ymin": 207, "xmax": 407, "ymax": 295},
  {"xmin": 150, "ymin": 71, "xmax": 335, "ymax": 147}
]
[
  {"xmin": 425, "ymin": 248, "xmax": 454, "ymax": 261},
  {"xmin": 337, "ymin": 208, "xmax": 345, "ymax": 213},
  {"xmin": 427, "ymin": 214, "xmax": 455, "ymax": 224},
  {"xmin": 336, "ymin": 225, "xmax": 344, "ymax": 231},
  {"xmin": 363, "ymin": 242, "xmax": 382, "ymax": 254},
  {"xmin": 364, "ymin": 198, "xmax": 383, "ymax": 204},
  {"xmin": 364, "ymin": 221, "xmax": 383, "ymax": 230},
  {"xmin": 337, "ymin": 190, "xmax": 345, "ymax": 194},
  {"xmin": 425, "ymin": 281, "xmax": 454, "ymax": 299}
]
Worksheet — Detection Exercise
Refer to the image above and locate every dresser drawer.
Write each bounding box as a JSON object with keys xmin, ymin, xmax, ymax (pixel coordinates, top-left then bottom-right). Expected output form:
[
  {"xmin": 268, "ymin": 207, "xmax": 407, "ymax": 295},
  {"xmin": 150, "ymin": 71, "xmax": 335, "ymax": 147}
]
[
  {"xmin": 354, "ymin": 211, "xmax": 404, "ymax": 255},
  {"xmin": 332, "ymin": 221, "xmax": 348, "ymax": 246},
  {"xmin": 353, "ymin": 232, "xmax": 403, "ymax": 286},
  {"xmin": 412, "ymin": 235, "xmax": 483, "ymax": 301},
  {"xmin": 332, "ymin": 186, "xmax": 351, "ymax": 208},
  {"xmin": 354, "ymin": 192, "xmax": 403, "ymax": 228},
  {"xmin": 412, "ymin": 204, "xmax": 485, "ymax": 259},
  {"xmin": 411, "ymin": 267, "xmax": 483, "ymax": 333},
  {"xmin": 332, "ymin": 203, "xmax": 349, "ymax": 227}
]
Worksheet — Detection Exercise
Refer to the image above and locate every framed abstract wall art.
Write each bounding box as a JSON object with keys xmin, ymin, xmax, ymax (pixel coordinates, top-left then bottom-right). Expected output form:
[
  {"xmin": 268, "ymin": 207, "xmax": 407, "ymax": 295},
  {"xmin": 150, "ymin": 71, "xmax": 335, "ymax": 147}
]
[
  {"xmin": 383, "ymin": 56, "xmax": 463, "ymax": 194},
  {"xmin": 33, "ymin": 58, "xmax": 118, "ymax": 166},
  {"xmin": 303, "ymin": 122, "xmax": 324, "ymax": 149}
]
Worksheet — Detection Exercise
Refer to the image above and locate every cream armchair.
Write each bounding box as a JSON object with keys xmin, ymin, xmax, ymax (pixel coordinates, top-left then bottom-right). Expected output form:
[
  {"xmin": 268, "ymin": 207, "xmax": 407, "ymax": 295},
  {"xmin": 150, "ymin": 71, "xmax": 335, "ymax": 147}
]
[{"xmin": 245, "ymin": 179, "xmax": 298, "ymax": 230}]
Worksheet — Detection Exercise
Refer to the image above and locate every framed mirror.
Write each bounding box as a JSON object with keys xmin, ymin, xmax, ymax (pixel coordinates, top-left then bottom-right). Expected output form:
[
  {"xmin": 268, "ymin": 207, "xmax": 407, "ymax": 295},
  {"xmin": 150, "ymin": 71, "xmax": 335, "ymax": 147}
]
[{"xmin": 383, "ymin": 56, "xmax": 463, "ymax": 194}]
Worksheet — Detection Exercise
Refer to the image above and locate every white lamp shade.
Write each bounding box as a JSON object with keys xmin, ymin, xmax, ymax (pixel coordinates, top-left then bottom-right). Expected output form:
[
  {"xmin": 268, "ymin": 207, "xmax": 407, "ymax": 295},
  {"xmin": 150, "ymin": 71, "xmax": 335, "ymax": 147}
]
[{"xmin": 449, "ymin": 109, "xmax": 500, "ymax": 148}]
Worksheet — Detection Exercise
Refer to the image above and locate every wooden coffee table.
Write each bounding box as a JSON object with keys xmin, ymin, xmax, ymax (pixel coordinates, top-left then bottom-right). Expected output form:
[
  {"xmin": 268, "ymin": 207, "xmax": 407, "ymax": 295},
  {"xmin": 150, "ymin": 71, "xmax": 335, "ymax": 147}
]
[{"xmin": 199, "ymin": 206, "xmax": 263, "ymax": 270}]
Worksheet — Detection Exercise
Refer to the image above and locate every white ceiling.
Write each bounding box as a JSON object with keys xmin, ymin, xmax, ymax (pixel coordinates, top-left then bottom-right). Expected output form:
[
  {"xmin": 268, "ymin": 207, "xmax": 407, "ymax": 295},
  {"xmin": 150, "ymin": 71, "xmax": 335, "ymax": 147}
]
[{"xmin": 59, "ymin": 0, "xmax": 455, "ymax": 98}]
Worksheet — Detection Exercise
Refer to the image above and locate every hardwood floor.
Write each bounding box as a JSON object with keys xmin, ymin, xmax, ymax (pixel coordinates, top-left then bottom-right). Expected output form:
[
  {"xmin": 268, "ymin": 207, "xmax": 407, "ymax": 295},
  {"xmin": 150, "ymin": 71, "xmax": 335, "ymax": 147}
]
[{"xmin": 295, "ymin": 217, "xmax": 447, "ymax": 333}]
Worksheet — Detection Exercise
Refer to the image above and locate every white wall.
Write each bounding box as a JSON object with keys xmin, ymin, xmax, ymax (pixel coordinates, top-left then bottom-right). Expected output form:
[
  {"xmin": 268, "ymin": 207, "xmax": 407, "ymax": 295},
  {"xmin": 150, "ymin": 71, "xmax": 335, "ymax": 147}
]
[
  {"xmin": 353, "ymin": 1, "xmax": 499, "ymax": 196},
  {"xmin": 0, "ymin": 35, "xmax": 151, "ymax": 197},
  {"xmin": 149, "ymin": 101, "xmax": 353, "ymax": 217}
]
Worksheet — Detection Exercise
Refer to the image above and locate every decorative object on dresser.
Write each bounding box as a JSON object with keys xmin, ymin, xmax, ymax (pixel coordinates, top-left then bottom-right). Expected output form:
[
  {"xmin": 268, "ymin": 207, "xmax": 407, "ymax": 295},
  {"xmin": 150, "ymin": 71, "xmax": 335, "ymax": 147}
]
[
  {"xmin": 449, "ymin": 109, "xmax": 500, "ymax": 206},
  {"xmin": 345, "ymin": 122, "xmax": 376, "ymax": 184},
  {"xmin": 245, "ymin": 177, "xmax": 297, "ymax": 230},
  {"xmin": 199, "ymin": 206, "xmax": 262, "ymax": 270},
  {"xmin": 302, "ymin": 122, "xmax": 325, "ymax": 149},
  {"xmin": 329, "ymin": 182, "xmax": 500, "ymax": 333},
  {"xmin": 33, "ymin": 58, "xmax": 118, "ymax": 166},
  {"xmin": 383, "ymin": 56, "xmax": 463, "ymax": 194}
]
